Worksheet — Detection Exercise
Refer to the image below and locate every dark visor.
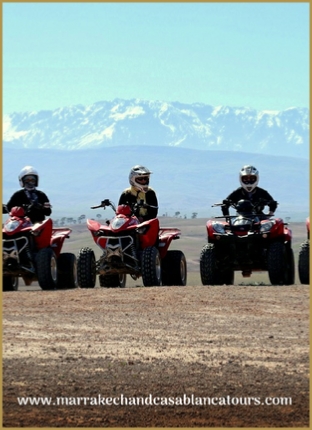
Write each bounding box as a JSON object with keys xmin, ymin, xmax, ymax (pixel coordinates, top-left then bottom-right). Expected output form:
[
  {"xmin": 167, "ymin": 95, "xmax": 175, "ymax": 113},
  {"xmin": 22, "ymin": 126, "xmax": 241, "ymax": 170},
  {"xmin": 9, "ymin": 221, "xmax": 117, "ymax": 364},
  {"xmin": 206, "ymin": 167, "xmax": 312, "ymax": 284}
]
[{"xmin": 242, "ymin": 175, "xmax": 257, "ymax": 185}]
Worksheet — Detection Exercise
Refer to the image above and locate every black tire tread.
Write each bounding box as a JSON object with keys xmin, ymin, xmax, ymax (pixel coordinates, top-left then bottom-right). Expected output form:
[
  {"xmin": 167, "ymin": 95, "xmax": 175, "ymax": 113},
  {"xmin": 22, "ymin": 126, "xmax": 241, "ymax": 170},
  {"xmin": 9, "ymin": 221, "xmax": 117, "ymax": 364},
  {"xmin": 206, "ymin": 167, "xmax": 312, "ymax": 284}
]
[
  {"xmin": 57, "ymin": 253, "xmax": 77, "ymax": 289},
  {"xmin": 162, "ymin": 250, "xmax": 187, "ymax": 286},
  {"xmin": 36, "ymin": 247, "xmax": 57, "ymax": 290},
  {"xmin": 77, "ymin": 247, "xmax": 96, "ymax": 289},
  {"xmin": 298, "ymin": 240, "xmax": 309, "ymax": 284},
  {"xmin": 267, "ymin": 242, "xmax": 286, "ymax": 285},
  {"xmin": 141, "ymin": 246, "xmax": 161, "ymax": 287}
]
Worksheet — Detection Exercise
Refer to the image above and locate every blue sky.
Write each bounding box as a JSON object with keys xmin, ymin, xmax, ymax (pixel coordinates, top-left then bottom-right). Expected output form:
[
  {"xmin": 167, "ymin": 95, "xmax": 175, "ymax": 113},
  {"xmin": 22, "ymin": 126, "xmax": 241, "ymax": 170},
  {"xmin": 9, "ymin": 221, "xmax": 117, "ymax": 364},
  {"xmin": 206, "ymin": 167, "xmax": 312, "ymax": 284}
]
[{"xmin": 3, "ymin": 2, "xmax": 309, "ymax": 114}]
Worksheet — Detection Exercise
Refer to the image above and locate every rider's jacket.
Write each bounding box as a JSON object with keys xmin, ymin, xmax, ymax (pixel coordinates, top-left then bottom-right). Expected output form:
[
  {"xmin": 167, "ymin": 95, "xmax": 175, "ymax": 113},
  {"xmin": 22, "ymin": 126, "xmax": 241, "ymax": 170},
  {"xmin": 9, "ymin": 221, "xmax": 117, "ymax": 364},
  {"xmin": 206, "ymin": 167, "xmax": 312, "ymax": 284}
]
[
  {"xmin": 118, "ymin": 186, "xmax": 158, "ymax": 221},
  {"xmin": 222, "ymin": 187, "xmax": 277, "ymax": 216},
  {"xmin": 6, "ymin": 189, "xmax": 52, "ymax": 223}
]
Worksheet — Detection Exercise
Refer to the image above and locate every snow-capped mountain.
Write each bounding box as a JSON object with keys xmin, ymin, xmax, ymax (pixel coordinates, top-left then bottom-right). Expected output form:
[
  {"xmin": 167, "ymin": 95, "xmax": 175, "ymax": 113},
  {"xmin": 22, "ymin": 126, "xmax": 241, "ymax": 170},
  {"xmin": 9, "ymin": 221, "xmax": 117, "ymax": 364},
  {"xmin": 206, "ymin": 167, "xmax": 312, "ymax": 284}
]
[{"xmin": 3, "ymin": 99, "xmax": 309, "ymax": 158}]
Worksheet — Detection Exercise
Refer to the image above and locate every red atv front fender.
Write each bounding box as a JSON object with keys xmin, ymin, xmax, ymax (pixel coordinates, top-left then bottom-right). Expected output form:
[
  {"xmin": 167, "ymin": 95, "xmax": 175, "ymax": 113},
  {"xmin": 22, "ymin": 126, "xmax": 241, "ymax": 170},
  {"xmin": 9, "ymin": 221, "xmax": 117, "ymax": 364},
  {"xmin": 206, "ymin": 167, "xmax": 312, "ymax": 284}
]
[
  {"xmin": 32, "ymin": 218, "xmax": 53, "ymax": 250},
  {"xmin": 138, "ymin": 218, "xmax": 160, "ymax": 249}
]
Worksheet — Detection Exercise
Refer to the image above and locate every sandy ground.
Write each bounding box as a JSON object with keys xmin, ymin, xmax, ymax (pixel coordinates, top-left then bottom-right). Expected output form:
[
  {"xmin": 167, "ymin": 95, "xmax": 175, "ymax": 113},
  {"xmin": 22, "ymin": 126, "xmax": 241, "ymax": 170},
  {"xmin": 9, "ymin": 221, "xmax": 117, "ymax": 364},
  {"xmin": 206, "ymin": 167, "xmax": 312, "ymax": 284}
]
[{"xmin": 2, "ymin": 283, "xmax": 309, "ymax": 427}]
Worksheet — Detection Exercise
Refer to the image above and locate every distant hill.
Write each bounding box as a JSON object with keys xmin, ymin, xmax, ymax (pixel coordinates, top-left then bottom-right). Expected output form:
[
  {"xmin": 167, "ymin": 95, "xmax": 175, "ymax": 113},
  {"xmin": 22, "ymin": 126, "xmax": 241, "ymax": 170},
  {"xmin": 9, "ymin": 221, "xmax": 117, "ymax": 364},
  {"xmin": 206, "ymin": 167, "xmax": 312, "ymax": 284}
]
[
  {"xmin": 2, "ymin": 146, "xmax": 309, "ymax": 221},
  {"xmin": 3, "ymin": 99, "xmax": 309, "ymax": 158}
]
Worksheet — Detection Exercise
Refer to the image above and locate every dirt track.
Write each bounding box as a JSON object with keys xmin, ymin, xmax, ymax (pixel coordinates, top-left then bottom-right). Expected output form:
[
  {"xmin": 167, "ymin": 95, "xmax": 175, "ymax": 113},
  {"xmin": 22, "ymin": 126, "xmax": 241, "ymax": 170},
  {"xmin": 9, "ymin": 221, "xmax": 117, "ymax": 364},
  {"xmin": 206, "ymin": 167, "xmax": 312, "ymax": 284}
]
[{"xmin": 2, "ymin": 283, "xmax": 309, "ymax": 427}]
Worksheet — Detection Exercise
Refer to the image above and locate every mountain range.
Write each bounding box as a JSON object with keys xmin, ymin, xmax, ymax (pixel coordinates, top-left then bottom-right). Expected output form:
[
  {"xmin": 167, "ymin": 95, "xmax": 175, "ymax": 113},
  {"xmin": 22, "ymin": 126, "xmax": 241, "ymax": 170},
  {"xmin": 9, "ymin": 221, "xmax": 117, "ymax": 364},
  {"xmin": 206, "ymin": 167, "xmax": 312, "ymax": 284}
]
[{"xmin": 3, "ymin": 99, "xmax": 309, "ymax": 159}]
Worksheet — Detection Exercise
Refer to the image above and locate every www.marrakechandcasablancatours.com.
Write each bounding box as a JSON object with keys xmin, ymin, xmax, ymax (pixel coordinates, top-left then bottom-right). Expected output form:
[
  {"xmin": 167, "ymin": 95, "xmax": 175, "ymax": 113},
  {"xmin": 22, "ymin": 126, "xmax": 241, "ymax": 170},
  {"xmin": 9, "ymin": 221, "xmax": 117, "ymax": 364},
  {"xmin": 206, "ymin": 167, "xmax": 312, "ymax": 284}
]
[{"xmin": 16, "ymin": 394, "xmax": 293, "ymax": 407}]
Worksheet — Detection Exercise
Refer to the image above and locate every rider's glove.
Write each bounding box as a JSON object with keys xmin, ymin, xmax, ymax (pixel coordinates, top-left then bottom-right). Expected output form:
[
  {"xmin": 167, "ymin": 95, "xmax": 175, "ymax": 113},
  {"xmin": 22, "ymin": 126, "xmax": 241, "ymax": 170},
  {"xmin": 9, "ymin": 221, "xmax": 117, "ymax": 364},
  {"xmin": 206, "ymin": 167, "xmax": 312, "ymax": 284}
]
[
  {"xmin": 29, "ymin": 202, "xmax": 43, "ymax": 210},
  {"xmin": 221, "ymin": 200, "xmax": 230, "ymax": 216}
]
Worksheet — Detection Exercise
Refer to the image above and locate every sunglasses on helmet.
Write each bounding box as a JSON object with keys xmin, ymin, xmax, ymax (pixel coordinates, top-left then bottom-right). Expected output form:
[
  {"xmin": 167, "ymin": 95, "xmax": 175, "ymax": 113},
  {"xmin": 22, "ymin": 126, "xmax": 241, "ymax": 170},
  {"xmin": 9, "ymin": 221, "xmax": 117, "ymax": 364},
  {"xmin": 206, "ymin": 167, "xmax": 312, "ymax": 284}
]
[
  {"xmin": 242, "ymin": 175, "xmax": 257, "ymax": 185},
  {"xmin": 136, "ymin": 176, "xmax": 149, "ymax": 184}
]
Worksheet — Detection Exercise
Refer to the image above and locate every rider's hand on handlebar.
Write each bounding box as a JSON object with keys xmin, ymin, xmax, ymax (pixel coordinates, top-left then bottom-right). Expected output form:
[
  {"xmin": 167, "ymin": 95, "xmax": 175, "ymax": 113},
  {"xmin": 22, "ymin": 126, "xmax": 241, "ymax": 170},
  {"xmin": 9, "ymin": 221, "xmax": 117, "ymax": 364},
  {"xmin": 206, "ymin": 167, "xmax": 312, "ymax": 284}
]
[
  {"xmin": 28, "ymin": 202, "xmax": 43, "ymax": 211},
  {"xmin": 101, "ymin": 199, "xmax": 110, "ymax": 206}
]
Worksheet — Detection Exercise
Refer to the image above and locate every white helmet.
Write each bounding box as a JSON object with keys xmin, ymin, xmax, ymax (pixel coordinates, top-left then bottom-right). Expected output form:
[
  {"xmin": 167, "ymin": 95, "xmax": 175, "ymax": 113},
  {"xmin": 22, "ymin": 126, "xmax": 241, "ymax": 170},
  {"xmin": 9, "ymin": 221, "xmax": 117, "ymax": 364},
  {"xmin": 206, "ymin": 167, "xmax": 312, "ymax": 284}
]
[
  {"xmin": 18, "ymin": 166, "xmax": 39, "ymax": 190},
  {"xmin": 129, "ymin": 165, "xmax": 152, "ymax": 193},
  {"xmin": 239, "ymin": 165, "xmax": 259, "ymax": 192}
]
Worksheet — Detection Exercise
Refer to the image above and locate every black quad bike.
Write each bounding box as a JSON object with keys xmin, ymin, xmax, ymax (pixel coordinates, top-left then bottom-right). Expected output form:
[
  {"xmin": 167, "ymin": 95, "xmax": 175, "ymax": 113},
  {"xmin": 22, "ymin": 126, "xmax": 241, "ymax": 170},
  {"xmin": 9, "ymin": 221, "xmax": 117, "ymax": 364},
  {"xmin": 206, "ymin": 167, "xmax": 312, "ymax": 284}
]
[
  {"xmin": 200, "ymin": 199, "xmax": 295, "ymax": 286},
  {"xmin": 77, "ymin": 199, "xmax": 187, "ymax": 288}
]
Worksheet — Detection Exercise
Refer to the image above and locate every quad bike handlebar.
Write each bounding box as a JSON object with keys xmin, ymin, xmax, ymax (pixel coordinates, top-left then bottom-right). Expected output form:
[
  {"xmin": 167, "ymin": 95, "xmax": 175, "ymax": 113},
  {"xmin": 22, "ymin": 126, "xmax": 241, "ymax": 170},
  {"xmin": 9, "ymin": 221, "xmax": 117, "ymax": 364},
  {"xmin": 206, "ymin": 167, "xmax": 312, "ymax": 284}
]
[
  {"xmin": 91, "ymin": 198, "xmax": 158, "ymax": 214},
  {"xmin": 91, "ymin": 199, "xmax": 116, "ymax": 211},
  {"xmin": 212, "ymin": 198, "xmax": 278, "ymax": 219}
]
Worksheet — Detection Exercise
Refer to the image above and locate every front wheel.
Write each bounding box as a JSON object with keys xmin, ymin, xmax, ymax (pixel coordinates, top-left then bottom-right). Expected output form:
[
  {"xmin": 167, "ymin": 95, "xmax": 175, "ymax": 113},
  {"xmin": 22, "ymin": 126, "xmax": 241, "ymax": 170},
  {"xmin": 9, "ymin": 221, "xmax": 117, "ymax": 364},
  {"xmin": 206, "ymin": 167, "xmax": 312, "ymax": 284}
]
[
  {"xmin": 161, "ymin": 250, "xmax": 187, "ymax": 286},
  {"xmin": 99, "ymin": 273, "xmax": 127, "ymax": 288},
  {"xmin": 200, "ymin": 243, "xmax": 222, "ymax": 285},
  {"xmin": 36, "ymin": 247, "xmax": 58, "ymax": 290},
  {"xmin": 298, "ymin": 240, "xmax": 309, "ymax": 284},
  {"xmin": 267, "ymin": 242, "xmax": 287, "ymax": 285},
  {"xmin": 141, "ymin": 246, "xmax": 162, "ymax": 287},
  {"xmin": 77, "ymin": 247, "xmax": 96, "ymax": 288},
  {"xmin": 3, "ymin": 276, "xmax": 19, "ymax": 292}
]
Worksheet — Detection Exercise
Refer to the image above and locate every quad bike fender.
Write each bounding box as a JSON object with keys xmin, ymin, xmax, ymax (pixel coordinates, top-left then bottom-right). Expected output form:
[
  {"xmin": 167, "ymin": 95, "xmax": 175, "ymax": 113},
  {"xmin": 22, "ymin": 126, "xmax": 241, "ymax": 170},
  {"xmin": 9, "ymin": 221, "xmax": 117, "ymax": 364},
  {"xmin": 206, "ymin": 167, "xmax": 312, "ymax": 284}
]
[
  {"xmin": 32, "ymin": 218, "xmax": 53, "ymax": 249},
  {"xmin": 87, "ymin": 218, "xmax": 101, "ymax": 232},
  {"xmin": 266, "ymin": 218, "xmax": 292, "ymax": 242},
  {"xmin": 158, "ymin": 227, "xmax": 181, "ymax": 259},
  {"xmin": 206, "ymin": 219, "xmax": 228, "ymax": 243},
  {"xmin": 51, "ymin": 227, "xmax": 72, "ymax": 258},
  {"xmin": 138, "ymin": 218, "xmax": 159, "ymax": 249},
  {"xmin": 275, "ymin": 218, "xmax": 292, "ymax": 240},
  {"xmin": 87, "ymin": 219, "xmax": 108, "ymax": 246},
  {"xmin": 283, "ymin": 227, "xmax": 292, "ymax": 243}
]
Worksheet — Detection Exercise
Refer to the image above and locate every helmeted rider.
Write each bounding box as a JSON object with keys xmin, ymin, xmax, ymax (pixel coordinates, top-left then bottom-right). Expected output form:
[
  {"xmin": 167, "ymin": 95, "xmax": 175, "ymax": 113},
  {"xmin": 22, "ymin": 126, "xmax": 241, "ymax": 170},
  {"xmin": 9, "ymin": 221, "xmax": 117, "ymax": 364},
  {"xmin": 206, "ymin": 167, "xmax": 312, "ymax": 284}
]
[
  {"xmin": 221, "ymin": 165, "xmax": 277, "ymax": 218},
  {"xmin": 6, "ymin": 166, "xmax": 52, "ymax": 223},
  {"xmin": 118, "ymin": 165, "xmax": 158, "ymax": 221}
]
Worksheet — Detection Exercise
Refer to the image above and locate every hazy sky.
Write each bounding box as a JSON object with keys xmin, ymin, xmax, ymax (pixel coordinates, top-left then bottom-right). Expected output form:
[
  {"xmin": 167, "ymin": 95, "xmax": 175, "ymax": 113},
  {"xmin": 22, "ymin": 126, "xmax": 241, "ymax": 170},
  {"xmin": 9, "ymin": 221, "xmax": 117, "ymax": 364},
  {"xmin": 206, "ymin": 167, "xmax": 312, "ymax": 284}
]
[{"xmin": 3, "ymin": 2, "xmax": 309, "ymax": 114}]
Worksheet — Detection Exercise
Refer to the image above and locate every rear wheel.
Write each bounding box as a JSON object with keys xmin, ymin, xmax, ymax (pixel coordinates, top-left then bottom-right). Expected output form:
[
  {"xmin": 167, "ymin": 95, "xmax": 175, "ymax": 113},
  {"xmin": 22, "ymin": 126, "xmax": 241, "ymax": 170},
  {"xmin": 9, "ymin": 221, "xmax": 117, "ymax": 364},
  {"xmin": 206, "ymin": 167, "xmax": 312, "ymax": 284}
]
[
  {"xmin": 142, "ymin": 246, "xmax": 162, "ymax": 287},
  {"xmin": 200, "ymin": 243, "xmax": 222, "ymax": 285},
  {"xmin": 161, "ymin": 250, "xmax": 187, "ymax": 286},
  {"xmin": 77, "ymin": 247, "xmax": 96, "ymax": 288},
  {"xmin": 36, "ymin": 247, "xmax": 58, "ymax": 290},
  {"xmin": 298, "ymin": 240, "xmax": 309, "ymax": 284},
  {"xmin": 285, "ymin": 247, "xmax": 295, "ymax": 285},
  {"xmin": 267, "ymin": 242, "xmax": 287, "ymax": 285},
  {"xmin": 99, "ymin": 273, "xmax": 127, "ymax": 288},
  {"xmin": 57, "ymin": 253, "xmax": 78, "ymax": 289},
  {"xmin": 3, "ymin": 276, "xmax": 19, "ymax": 292}
]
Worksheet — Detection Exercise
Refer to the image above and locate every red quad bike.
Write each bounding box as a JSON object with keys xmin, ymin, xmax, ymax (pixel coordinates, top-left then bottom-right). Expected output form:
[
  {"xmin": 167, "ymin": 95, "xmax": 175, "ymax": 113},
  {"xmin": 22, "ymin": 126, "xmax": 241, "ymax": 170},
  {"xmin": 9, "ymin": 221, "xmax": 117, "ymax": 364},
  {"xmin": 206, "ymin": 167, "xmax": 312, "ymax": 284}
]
[
  {"xmin": 298, "ymin": 217, "xmax": 309, "ymax": 284},
  {"xmin": 200, "ymin": 199, "xmax": 295, "ymax": 286},
  {"xmin": 2, "ymin": 205, "xmax": 77, "ymax": 291},
  {"xmin": 77, "ymin": 199, "xmax": 187, "ymax": 288}
]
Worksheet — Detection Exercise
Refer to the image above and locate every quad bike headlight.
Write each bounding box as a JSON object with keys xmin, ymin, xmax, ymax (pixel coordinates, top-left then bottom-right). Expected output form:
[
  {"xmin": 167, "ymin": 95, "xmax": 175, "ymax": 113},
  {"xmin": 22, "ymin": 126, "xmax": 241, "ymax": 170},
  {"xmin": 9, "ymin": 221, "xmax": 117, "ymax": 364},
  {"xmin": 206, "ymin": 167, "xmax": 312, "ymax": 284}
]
[
  {"xmin": 111, "ymin": 218, "xmax": 126, "ymax": 230},
  {"xmin": 212, "ymin": 222, "xmax": 225, "ymax": 234},
  {"xmin": 4, "ymin": 220, "xmax": 20, "ymax": 232},
  {"xmin": 260, "ymin": 220, "xmax": 275, "ymax": 233}
]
